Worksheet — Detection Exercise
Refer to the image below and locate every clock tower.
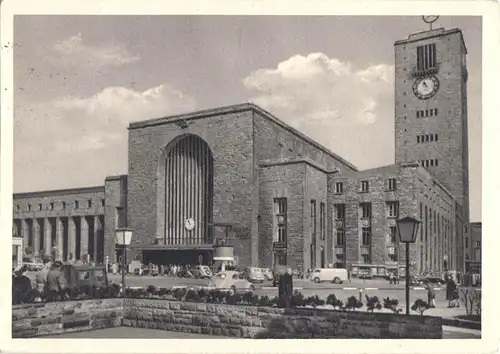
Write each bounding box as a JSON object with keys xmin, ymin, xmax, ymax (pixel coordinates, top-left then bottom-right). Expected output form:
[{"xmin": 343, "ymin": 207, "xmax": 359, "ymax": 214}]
[{"xmin": 394, "ymin": 25, "xmax": 469, "ymax": 270}]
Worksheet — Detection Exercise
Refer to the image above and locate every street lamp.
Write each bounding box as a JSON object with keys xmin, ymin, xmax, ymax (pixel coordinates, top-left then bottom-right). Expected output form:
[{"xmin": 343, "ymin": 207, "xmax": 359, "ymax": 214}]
[
  {"xmin": 396, "ymin": 216, "xmax": 421, "ymax": 315},
  {"xmin": 114, "ymin": 228, "xmax": 133, "ymax": 294}
]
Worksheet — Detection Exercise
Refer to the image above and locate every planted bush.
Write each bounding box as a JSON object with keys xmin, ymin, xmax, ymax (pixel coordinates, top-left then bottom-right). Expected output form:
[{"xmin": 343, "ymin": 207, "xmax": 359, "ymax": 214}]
[
  {"xmin": 345, "ymin": 296, "xmax": 363, "ymax": 311},
  {"xmin": 326, "ymin": 294, "xmax": 343, "ymax": 310},
  {"xmin": 305, "ymin": 295, "xmax": 325, "ymax": 308},
  {"xmin": 411, "ymin": 299, "xmax": 430, "ymax": 315},
  {"xmin": 258, "ymin": 295, "xmax": 271, "ymax": 307},
  {"xmin": 383, "ymin": 297, "xmax": 402, "ymax": 314},
  {"xmin": 185, "ymin": 289, "xmax": 202, "ymax": 302},
  {"xmin": 365, "ymin": 295, "xmax": 382, "ymax": 312},
  {"xmin": 173, "ymin": 287, "xmax": 187, "ymax": 301},
  {"xmin": 291, "ymin": 291, "xmax": 306, "ymax": 307}
]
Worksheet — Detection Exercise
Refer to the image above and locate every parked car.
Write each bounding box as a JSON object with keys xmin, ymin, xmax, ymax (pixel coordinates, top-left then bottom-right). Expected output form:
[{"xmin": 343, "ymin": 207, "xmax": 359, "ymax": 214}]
[
  {"xmin": 192, "ymin": 265, "xmax": 213, "ymax": 279},
  {"xmin": 243, "ymin": 267, "xmax": 265, "ymax": 283},
  {"xmin": 177, "ymin": 269, "xmax": 193, "ymax": 278},
  {"xmin": 261, "ymin": 268, "xmax": 273, "ymax": 281},
  {"xmin": 418, "ymin": 276, "xmax": 445, "ymax": 285},
  {"xmin": 60, "ymin": 264, "xmax": 109, "ymax": 289},
  {"xmin": 22, "ymin": 257, "xmax": 43, "ymax": 271},
  {"xmin": 309, "ymin": 268, "xmax": 348, "ymax": 284},
  {"xmin": 207, "ymin": 271, "xmax": 255, "ymax": 295}
]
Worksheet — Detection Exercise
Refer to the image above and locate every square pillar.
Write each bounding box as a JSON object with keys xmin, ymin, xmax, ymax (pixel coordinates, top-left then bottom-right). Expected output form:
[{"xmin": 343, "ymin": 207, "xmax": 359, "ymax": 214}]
[
  {"xmin": 33, "ymin": 219, "xmax": 41, "ymax": 257},
  {"xmin": 81, "ymin": 216, "xmax": 89, "ymax": 261},
  {"xmin": 55, "ymin": 217, "xmax": 64, "ymax": 261},
  {"xmin": 21, "ymin": 219, "xmax": 29, "ymax": 251},
  {"xmin": 94, "ymin": 216, "xmax": 102, "ymax": 263},
  {"xmin": 69, "ymin": 217, "xmax": 77, "ymax": 261},
  {"xmin": 44, "ymin": 218, "xmax": 52, "ymax": 257}
]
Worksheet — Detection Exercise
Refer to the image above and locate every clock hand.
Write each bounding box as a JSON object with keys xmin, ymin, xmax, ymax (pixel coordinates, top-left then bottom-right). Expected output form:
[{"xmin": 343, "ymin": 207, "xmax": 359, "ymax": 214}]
[{"xmin": 423, "ymin": 82, "xmax": 428, "ymax": 88}]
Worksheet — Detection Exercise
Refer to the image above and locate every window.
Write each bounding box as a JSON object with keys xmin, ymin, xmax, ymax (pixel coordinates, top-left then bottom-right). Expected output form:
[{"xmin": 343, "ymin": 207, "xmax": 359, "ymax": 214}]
[
  {"xmin": 388, "ymin": 178, "xmax": 397, "ymax": 191},
  {"xmin": 387, "ymin": 202, "xmax": 399, "ymax": 218},
  {"xmin": 417, "ymin": 136, "xmax": 420, "ymax": 143},
  {"xmin": 62, "ymin": 201, "xmax": 66, "ymax": 209},
  {"xmin": 74, "ymin": 200, "xmax": 79, "ymax": 209},
  {"xmin": 362, "ymin": 254, "xmax": 371, "ymax": 264},
  {"xmin": 425, "ymin": 109, "xmax": 429, "ymax": 117},
  {"xmin": 430, "ymin": 159, "xmax": 434, "ymax": 167},
  {"xmin": 435, "ymin": 159, "xmax": 438, "ymax": 166},
  {"xmin": 389, "ymin": 253, "xmax": 398, "ymax": 262},
  {"xmin": 425, "ymin": 135, "xmax": 429, "ymax": 142},
  {"xmin": 476, "ymin": 241, "xmax": 480, "ymax": 248},
  {"xmin": 88, "ymin": 199, "xmax": 92, "ymax": 208},
  {"xmin": 434, "ymin": 108, "xmax": 438, "ymax": 115},
  {"xmin": 465, "ymin": 237, "xmax": 468, "ymax": 248},
  {"xmin": 101, "ymin": 199, "xmax": 105, "ymax": 207},
  {"xmin": 430, "ymin": 109, "xmax": 434, "ymax": 117},
  {"xmin": 320, "ymin": 203, "xmax": 326, "ymax": 241},
  {"xmin": 274, "ymin": 198, "xmax": 287, "ymax": 244},
  {"xmin": 362, "ymin": 228, "xmax": 371, "ymax": 246},
  {"xmin": 417, "ymin": 43, "xmax": 437, "ymax": 71},
  {"xmin": 335, "ymin": 204, "xmax": 346, "ymax": 219},
  {"xmin": 336, "ymin": 229, "xmax": 345, "ymax": 246},
  {"xmin": 335, "ymin": 182, "xmax": 343, "ymax": 194},
  {"xmin": 389, "ymin": 226, "xmax": 397, "ymax": 244},
  {"xmin": 361, "ymin": 203, "xmax": 371, "ymax": 218},
  {"xmin": 16, "ymin": 204, "xmax": 19, "ymax": 211},
  {"xmin": 430, "ymin": 134, "xmax": 434, "ymax": 142},
  {"xmin": 115, "ymin": 207, "xmax": 126, "ymax": 228},
  {"xmin": 310, "ymin": 200, "xmax": 316, "ymax": 243},
  {"xmin": 416, "ymin": 111, "xmax": 420, "ymax": 118},
  {"xmin": 49, "ymin": 202, "xmax": 54, "ymax": 211},
  {"xmin": 435, "ymin": 134, "xmax": 438, "ymax": 141},
  {"xmin": 38, "ymin": 203, "xmax": 42, "ymax": 211},
  {"xmin": 361, "ymin": 180, "xmax": 369, "ymax": 192},
  {"xmin": 27, "ymin": 204, "xmax": 31, "ymax": 211}
]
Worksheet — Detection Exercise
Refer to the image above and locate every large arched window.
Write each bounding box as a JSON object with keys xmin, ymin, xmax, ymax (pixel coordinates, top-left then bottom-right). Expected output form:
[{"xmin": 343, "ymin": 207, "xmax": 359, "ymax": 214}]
[{"xmin": 163, "ymin": 135, "xmax": 214, "ymax": 245}]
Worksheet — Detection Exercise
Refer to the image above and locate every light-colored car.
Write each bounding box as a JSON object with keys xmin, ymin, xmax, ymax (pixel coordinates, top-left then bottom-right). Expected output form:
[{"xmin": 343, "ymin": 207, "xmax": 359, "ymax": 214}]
[
  {"xmin": 261, "ymin": 268, "xmax": 273, "ymax": 281},
  {"xmin": 309, "ymin": 268, "xmax": 348, "ymax": 284},
  {"xmin": 244, "ymin": 267, "xmax": 266, "ymax": 283},
  {"xmin": 207, "ymin": 271, "xmax": 255, "ymax": 295}
]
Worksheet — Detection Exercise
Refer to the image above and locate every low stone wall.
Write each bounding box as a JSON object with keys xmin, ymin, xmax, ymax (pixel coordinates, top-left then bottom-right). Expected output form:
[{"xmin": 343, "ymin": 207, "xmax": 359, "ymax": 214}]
[
  {"xmin": 12, "ymin": 299, "xmax": 123, "ymax": 338},
  {"xmin": 12, "ymin": 299, "xmax": 442, "ymax": 339},
  {"xmin": 122, "ymin": 299, "xmax": 443, "ymax": 339}
]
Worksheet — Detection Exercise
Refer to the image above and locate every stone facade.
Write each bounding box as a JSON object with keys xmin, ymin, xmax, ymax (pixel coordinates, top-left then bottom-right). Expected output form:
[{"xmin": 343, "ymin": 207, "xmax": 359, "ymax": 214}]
[
  {"xmin": 468, "ymin": 222, "xmax": 481, "ymax": 262},
  {"xmin": 394, "ymin": 28, "xmax": 469, "ymax": 272},
  {"xmin": 12, "ymin": 299, "xmax": 443, "ymax": 339},
  {"xmin": 13, "ymin": 187, "xmax": 106, "ymax": 263},
  {"xmin": 328, "ymin": 163, "xmax": 458, "ymax": 276}
]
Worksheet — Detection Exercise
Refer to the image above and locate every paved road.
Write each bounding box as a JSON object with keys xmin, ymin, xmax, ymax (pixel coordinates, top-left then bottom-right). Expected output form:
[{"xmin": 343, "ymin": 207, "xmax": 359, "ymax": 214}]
[{"xmin": 45, "ymin": 326, "xmax": 480, "ymax": 339}]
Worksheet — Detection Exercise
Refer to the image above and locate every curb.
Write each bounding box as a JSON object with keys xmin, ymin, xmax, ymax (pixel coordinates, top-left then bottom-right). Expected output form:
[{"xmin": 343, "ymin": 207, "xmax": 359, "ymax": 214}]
[{"xmin": 442, "ymin": 317, "xmax": 481, "ymax": 331}]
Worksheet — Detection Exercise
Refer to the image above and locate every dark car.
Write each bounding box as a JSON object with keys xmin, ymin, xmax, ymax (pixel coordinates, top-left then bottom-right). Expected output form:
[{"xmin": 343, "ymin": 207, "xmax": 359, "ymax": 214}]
[
  {"xmin": 419, "ymin": 276, "xmax": 445, "ymax": 285},
  {"xmin": 60, "ymin": 264, "xmax": 109, "ymax": 289}
]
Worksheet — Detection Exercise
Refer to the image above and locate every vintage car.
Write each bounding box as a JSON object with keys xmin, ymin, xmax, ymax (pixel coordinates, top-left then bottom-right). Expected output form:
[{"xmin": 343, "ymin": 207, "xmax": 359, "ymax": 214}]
[
  {"xmin": 243, "ymin": 267, "xmax": 266, "ymax": 283},
  {"xmin": 207, "ymin": 271, "xmax": 255, "ymax": 295},
  {"xmin": 192, "ymin": 265, "xmax": 213, "ymax": 279},
  {"xmin": 60, "ymin": 264, "xmax": 109, "ymax": 289},
  {"xmin": 261, "ymin": 268, "xmax": 274, "ymax": 281}
]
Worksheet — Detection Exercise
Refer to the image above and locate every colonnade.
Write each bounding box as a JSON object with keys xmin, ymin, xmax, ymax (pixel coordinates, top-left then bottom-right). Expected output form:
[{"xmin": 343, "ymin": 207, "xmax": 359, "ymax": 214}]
[{"xmin": 13, "ymin": 215, "xmax": 104, "ymax": 263}]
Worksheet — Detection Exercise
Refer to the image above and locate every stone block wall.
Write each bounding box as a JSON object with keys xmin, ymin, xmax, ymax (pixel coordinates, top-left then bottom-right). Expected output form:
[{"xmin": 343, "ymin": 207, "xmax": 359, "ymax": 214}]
[
  {"xmin": 12, "ymin": 299, "xmax": 442, "ymax": 339},
  {"xmin": 12, "ymin": 299, "xmax": 123, "ymax": 338},
  {"xmin": 122, "ymin": 299, "xmax": 442, "ymax": 339}
]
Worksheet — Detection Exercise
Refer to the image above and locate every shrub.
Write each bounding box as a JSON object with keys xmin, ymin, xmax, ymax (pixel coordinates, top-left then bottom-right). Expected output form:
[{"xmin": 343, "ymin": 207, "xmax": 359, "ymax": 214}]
[
  {"xmin": 291, "ymin": 291, "xmax": 306, "ymax": 307},
  {"xmin": 173, "ymin": 287, "xmax": 186, "ymax": 301},
  {"xmin": 242, "ymin": 291, "xmax": 254, "ymax": 304},
  {"xmin": 365, "ymin": 295, "xmax": 382, "ymax": 312},
  {"xmin": 459, "ymin": 287, "xmax": 482, "ymax": 316},
  {"xmin": 146, "ymin": 285, "xmax": 156, "ymax": 295},
  {"xmin": 185, "ymin": 289, "xmax": 202, "ymax": 302},
  {"xmin": 383, "ymin": 297, "xmax": 402, "ymax": 314},
  {"xmin": 270, "ymin": 296, "xmax": 279, "ymax": 307},
  {"xmin": 411, "ymin": 299, "xmax": 429, "ymax": 315},
  {"xmin": 326, "ymin": 294, "xmax": 343, "ymax": 310},
  {"xmin": 225, "ymin": 293, "xmax": 242, "ymax": 305},
  {"xmin": 305, "ymin": 295, "xmax": 325, "ymax": 308},
  {"xmin": 258, "ymin": 295, "xmax": 271, "ymax": 307},
  {"xmin": 345, "ymin": 296, "xmax": 363, "ymax": 311}
]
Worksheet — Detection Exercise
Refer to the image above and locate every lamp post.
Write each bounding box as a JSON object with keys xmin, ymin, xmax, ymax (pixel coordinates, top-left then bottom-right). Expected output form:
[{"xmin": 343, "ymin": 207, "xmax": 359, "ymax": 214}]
[
  {"xmin": 396, "ymin": 216, "xmax": 421, "ymax": 315},
  {"xmin": 114, "ymin": 228, "xmax": 133, "ymax": 294}
]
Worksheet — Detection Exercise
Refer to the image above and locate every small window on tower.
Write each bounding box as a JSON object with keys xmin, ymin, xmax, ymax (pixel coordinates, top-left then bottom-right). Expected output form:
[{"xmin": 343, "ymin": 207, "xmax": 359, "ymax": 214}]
[
  {"xmin": 430, "ymin": 134, "xmax": 434, "ymax": 142},
  {"xmin": 430, "ymin": 109, "xmax": 434, "ymax": 117},
  {"xmin": 434, "ymin": 108, "xmax": 438, "ymax": 115},
  {"xmin": 416, "ymin": 111, "xmax": 420, "ymax": 118},
  {"xmin": 417, "ymin": 136, "xmax": 420, "ymax": 143},
  {"xmin": 430, "ymin": 160, "xmax": 434, "ymax": 167},
  {"xmin": 425, "ymin": 135, "xmax": 429, "ymax": 142},
  {"xmin": 425, "ymin": 109, "xmax": 429, "ymax": 117},
  {"xmin": 435, "ymin": 159, "xmax": 439, "ymax": 166},
  {"xmin": 435, "ymin": 134, "xmax": 438, "ymax": 141}
]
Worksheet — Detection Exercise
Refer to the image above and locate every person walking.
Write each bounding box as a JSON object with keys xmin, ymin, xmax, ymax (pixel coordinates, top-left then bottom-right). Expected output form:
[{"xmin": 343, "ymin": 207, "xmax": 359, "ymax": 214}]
[
  {"xmin": 34, "ymin": 256, "xmax": 52, "ymax": 302},
  {"xmin": 46, "ymin": 261, "xmax": 68, "ymax": 301},
  {"xmin": 446, "ymin": 275, "xmax": 458, "ymax": 308},
  {"xmin": 12, "ymin": 266, "xmax": 33, "ymax": 304},
  {"xmin": 425, "ymin": 282, "xmax": 436, "ymax": 308}
]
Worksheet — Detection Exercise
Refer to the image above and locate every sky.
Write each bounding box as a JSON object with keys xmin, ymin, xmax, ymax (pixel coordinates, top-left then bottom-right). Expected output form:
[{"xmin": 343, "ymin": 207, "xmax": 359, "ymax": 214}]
[{"xmin": 13, "ymin": 15, "xmax": 482, "ymax": 222}]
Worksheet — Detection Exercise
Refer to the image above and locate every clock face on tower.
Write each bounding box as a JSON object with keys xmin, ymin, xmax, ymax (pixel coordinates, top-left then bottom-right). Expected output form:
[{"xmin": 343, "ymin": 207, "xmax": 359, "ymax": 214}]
[
  {"xmin": 184, "ymin": 218, "xmax": 195, "ymax": 231},
  {"xmin": 412, "ymin": 75, "xmax": 439, "ymax": 100}
]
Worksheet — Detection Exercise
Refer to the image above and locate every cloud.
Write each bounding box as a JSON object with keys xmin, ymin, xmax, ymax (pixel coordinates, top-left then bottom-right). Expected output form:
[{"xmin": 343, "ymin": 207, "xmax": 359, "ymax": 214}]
[
  {"xmin": 243, "ymin": 53, "xmax": 394, "ymax": 168},
  {"xmin": 14, "ymin": 84, "xmax": 196, "ymax": 191},
  {"xmin": 49, "ymin": 33, "xmax": 140, "ymax": 67}
]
